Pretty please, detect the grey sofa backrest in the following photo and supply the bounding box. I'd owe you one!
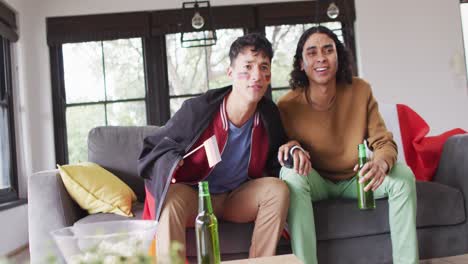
[88,126,159,201]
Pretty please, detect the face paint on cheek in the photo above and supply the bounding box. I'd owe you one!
[265,73,271,82]
[236,72,249,80]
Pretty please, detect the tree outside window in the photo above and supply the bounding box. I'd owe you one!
[266,22,344,102]
[166,28,244,115]
[62,38,146,164]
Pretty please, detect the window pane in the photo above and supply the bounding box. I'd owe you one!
[170,97,191,116]
[266,22,343,88]
[107,101,146,126]
[166,28,244,96]
[166,34,208,96]
[167,28,244,115]
[66,105,106,164]
[207,29,244,89]
[103,38,146,100]
[272,89,289,103]
[266,24,314,88]
[325,21,345,43]
[0,107,11,189]
[63,42,106,104]
[63,38,149,163]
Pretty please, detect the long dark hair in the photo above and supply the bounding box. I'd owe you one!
[289,26,353,91]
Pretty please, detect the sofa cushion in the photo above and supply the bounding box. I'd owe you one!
[88,126,159,202]
[75,181,465,256]
[76,202,287,256]
[314,181,465,241]
[58,162,137,217]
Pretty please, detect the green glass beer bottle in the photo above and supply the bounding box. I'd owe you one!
[357,144,376,210]
[195,181,221,264]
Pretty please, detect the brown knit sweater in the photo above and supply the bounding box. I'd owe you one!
[277,77,397,181]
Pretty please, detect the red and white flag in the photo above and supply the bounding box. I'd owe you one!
[183,135,221,168]
[204,135,222,168]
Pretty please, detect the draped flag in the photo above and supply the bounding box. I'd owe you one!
[380,104,466,181]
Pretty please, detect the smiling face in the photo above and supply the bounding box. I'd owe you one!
[228,46,271,104]
[301,33,338,87]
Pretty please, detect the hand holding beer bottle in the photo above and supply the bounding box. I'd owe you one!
[356,144,376,210]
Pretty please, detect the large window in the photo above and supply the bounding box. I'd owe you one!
[62,38,146,163]
[0,0,19,206]
[48,1,356,164]
[0,36,18,204]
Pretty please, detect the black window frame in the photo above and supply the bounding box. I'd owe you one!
[0,1,19,206]
[61,39,148,164]
[48,0,356,165]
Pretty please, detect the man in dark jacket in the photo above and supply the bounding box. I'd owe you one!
[138,33,310,259]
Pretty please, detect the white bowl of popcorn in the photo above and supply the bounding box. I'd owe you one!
[50,220,157,264]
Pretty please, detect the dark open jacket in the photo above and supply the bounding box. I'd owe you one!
[137,86,287,220]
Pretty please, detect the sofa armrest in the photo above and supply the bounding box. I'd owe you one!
[28,169,85,263]
[433,134,468,197]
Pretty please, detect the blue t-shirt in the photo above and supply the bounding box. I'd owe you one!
[205,117,253,193]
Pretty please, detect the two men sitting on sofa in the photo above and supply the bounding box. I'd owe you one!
[138,27,419,264]
[137,33,310,259]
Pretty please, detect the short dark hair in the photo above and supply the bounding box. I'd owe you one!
[290,26,353,90]
[229,33,274,65]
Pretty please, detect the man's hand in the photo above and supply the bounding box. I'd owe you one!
[353,158,389,191]
[278,140,312,176]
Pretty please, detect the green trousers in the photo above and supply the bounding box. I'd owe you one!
[280,163,419,264]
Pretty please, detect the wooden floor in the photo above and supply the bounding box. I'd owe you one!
[6,248,468,264]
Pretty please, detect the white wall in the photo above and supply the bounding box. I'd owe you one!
[0,204,28,255]
[1,0,467,255]
[355,0,468,135]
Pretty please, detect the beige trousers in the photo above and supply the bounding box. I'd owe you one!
[156,177,289,259]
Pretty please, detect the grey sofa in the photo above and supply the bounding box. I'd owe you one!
[29,126,468,263]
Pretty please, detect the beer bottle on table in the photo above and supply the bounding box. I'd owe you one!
[357,144,376,210]
[195,181,221,264]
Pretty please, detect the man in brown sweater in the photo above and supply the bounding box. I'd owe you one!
[277,26,418,264]
[279,77,397,181]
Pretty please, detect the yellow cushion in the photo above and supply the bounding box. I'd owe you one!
[57,162,137,217]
